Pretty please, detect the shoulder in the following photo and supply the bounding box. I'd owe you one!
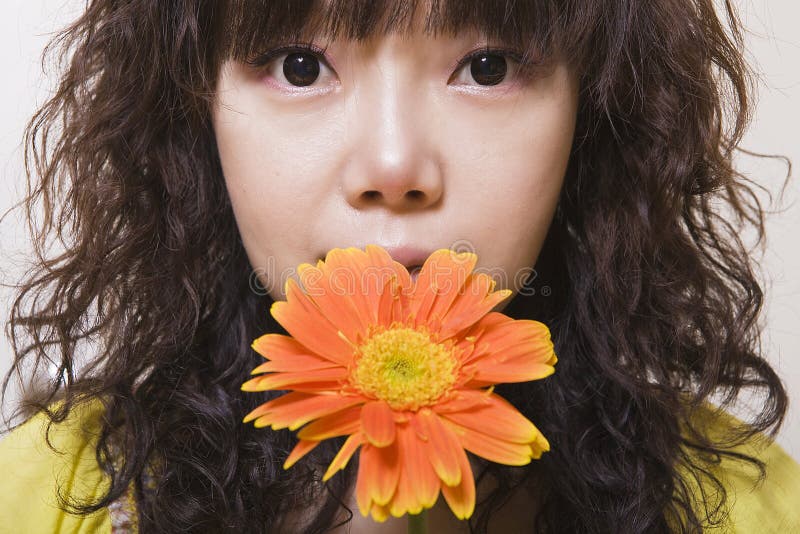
[682,403,800,533]
[0,399,112,534]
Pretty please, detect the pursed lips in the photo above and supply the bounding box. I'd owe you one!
[316,244,433,281]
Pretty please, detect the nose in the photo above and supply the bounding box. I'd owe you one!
[341,62,443,211]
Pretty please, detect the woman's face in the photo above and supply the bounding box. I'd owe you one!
[212,26,579,306]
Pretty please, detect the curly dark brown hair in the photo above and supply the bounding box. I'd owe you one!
[1,1,792,532]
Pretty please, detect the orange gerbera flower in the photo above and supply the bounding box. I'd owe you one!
[242,244,556,522]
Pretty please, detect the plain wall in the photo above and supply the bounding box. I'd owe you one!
[1,1,798,462]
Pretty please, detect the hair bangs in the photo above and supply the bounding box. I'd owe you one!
[216,0,592,70]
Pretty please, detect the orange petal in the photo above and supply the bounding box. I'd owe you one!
[355,448,372,516]
[323,432,364,481]
[437,392,543,443]
[438,274,513,339]
[376,274,404,326]
[532,432,551,459]
[433,388,494,413]
[445,419,535,466]
[461,311,509,338]
[402,419,441,510]
[244,392,364,430]
[410,284,439,329]
[440,440,476,520]
[312,246,404,337]
[270,279,354,365]
[389,423,440,517]
[283,439,321,469]
[249,334,341,373]
[298,253,371,343]
[462,315,554,366]
[249,358,339,375]
[358,440,401,507]
[459,314,557,384]
[250,334,340,371]
[364,244,413,317]
[369,502,391,523]
[251,333,304,359]
[309,245,413,334]
[466,360,555,385]
[361,401,396,447]
[417,409,461,487]
[365,245,412,283]
[241,367,348,392]
[410,249,477,326]
[297,405,362,441]
[388,457,415,517]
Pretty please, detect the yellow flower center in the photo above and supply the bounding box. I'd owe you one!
[351,325,457,411]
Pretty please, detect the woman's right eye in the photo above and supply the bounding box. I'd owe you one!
[276,51,334,87]
[251,47,337,90]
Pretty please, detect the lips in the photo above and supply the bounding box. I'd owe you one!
[383,246,432,276]
[316,245,434,279]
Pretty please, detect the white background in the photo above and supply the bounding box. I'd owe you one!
[1,1,798,461]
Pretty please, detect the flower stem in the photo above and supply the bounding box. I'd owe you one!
[407,510,428,534]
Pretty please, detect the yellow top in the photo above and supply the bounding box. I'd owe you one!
[0,401,112,533]
[0,400,798,532]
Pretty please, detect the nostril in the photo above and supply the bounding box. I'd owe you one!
[363,191,381,200]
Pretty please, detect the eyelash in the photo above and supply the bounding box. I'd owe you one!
[246,42,330,69]
[449,46,526,83]
[245,42,530,88]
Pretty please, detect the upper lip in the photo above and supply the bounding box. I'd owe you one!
[317,244,433,269]
[383,246,432,269]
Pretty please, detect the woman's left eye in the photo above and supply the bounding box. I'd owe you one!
[449,49,523,87]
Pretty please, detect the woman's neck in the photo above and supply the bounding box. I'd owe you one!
[322,458,539,533]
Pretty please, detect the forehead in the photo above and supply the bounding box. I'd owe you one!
[217,0,580,65]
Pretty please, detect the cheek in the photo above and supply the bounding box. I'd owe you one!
[211,111,297,294]
[212,96,336,248]
[212,82,346,300]
[445,87,575,288]
[213,68,344,203]
[450,104,573,225]
[214,113,309,212]
[445,69,576,206]
[214,122,289,249]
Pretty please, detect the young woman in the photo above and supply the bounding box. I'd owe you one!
[1,1,798,532]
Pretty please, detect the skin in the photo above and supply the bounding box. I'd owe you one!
[211,27,580,310]
[211,21,579,533]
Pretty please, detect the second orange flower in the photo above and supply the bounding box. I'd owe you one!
[242,244,556,522]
